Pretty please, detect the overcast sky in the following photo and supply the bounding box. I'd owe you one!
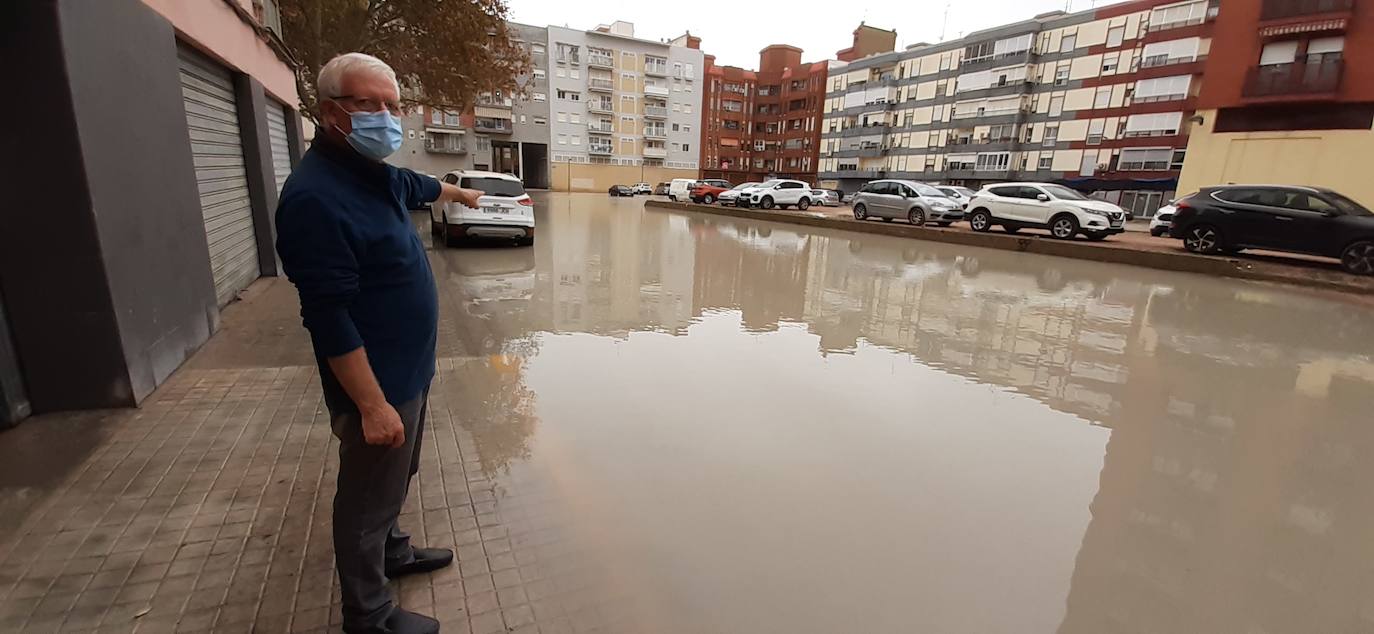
[507,0,1125,69]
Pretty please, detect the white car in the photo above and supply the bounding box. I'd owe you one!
[632,182,652,195]
[668,178,697,202]
[430,170,535,247]
[966,182,1126,240]
[1149,203,1177,237]
[717,182,760,206]
[935,185,978,209]
[736,179,819,210]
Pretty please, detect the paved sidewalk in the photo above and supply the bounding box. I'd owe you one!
[0,275,622,633]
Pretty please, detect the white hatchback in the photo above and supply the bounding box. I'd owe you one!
[430,171,535,247]
[966,182,1126,241]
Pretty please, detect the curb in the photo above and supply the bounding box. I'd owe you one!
[644,200,1374,296]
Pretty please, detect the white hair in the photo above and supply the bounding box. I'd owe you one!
[317,52,399,99]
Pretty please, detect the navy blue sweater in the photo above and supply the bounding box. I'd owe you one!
[275,137,442,406]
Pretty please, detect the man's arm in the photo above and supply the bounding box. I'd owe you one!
[398,169,483,209]
[327,349,404,447]
[439,181,484,208]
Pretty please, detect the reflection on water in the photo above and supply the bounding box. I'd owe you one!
[426,194,1374,633]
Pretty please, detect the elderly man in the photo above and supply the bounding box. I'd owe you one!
[275,53,480,634]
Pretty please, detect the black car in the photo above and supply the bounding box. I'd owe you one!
[1170,185,1374,275]
[608,185,634,197]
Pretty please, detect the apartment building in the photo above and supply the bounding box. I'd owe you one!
[1178,0,1373,205]
[699,45,829,185]
[545,22,704,191]
[819,0,1217,217]
[390,22,552,188]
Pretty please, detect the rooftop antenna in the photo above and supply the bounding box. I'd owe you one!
[939,2,951,41]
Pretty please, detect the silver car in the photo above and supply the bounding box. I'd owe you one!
[810,189,841,207]
[852,180,965,226]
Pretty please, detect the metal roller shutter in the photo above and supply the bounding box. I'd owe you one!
[178,47,260,307]
[267,101,292,194]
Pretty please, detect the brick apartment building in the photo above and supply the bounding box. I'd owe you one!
[1178,0,1374,206]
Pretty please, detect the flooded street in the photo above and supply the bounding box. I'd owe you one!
[426,193,1374,633]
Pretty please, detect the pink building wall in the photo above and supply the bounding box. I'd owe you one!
[140,0,299,107]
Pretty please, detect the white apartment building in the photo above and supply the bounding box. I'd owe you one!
[546,21,704,191]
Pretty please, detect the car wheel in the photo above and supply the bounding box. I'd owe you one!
[1150,227,1166,237]
[760,196,775,210]
[1050,214,1079,240]
[1341,240,1374,275]
[442,214,461,248]
[969,210,992,232]
[704,194,715,204]
[1002,226,1020,234]
[1182,224,1223,255]
[797,198,810,211]
[853,204,868,221]
[908,207,926,227]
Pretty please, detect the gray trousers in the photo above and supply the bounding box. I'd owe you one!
[325,384,429,631]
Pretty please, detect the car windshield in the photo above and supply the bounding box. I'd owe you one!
[1041,184,1089,201]
[937,187,962,197]
[953,187,976,197]
[915,185,947,198]
[1324,191,1372,216]
[733,182,760,190]
[462,177,525,197]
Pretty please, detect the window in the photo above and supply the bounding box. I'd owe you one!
[1043,123,1059,146]
[1134,75,1191,102]
[975,152,1010,171]
[1038,155,1053,170]
[571,135,581,146]
[682,143,690,152]
[445,112,460,126]
[1087,119,1105,145]
[570,113,581,124]
[1141,37,1201,68]
[1171,149,1186,169]
[1115,147,1170,169]
[684,104,693,114]
[1124,112,1183,136]
[430,109,442,125]
[533,116,547,125]
[1259,41,1298,66]
[1060,33,1077,53]
[671,123,679,131]
[1049,95,1064,116]
[683,124,691,133]
[1308,36,1344,64]
[557,134,568,145]
[556,112,567,123]
[1054,64,1070,86]
[1102,53,1120,74]
[1094,86,1112,109]
[532,44,545,56]
[533,69,547,80]
[533,92,547,102]
[556,90,580,101]
[988,185,1021,197]
[556,67,567,78]
[1149,0,1207,30]
[1043,184,1088,200]
[1107,26,1125,48]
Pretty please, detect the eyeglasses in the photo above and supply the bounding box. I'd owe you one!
[329,95,404,115]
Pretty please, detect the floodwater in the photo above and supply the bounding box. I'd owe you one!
[427,193,1374,634]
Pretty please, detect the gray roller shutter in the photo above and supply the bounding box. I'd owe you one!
[178,47,259,306]
[267,101,292,194]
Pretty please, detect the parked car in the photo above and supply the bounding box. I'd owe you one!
[431,170,534,247]
[1169,185,1374,274]
[967,182,1127,240]
[810,189,842,207]
[668,178,698,202]
[736,179,819,210]
[852,180,965,226]
[632,182,652,195]
[717,182,760,206]
[1149,202,1177,237]
[935,186,978,209]
[653,182,670,196]
[690,180,734,204]
[608,184,634,196]
[841,191,858,205]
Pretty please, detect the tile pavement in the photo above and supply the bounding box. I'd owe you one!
[0,278,637,633]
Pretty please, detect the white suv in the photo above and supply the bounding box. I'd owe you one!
[431,170,535,247]
[737,179,818,210]
[967,182,1126,240]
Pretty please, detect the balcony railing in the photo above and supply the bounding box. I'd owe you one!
[1261,0,1354,20]
[1243,60,1343,97]
[587,121,614,134]
[587,101,614,114]
[643,128,667,139]
[424,135,467,154]
[643,146,668,158]
[644,84,670,97]
[476,95,513,108]
[588,78,615,92]
[474,119,512,134]
[1138,53,1205,70]
[644,106,668,119]
[644,63,669,76]
[587,53,614,68]
[588,144,613,155]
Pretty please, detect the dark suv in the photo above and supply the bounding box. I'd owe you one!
[1170,185,1374,275]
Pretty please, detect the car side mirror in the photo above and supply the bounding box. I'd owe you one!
[1037,193,1050,202]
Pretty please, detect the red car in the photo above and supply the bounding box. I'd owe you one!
[689,179,732,204]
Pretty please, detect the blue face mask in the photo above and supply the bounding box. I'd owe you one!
[340,109,403,161]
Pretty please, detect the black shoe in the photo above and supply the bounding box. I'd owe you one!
[344,607,440,634]
[385,547,454,579]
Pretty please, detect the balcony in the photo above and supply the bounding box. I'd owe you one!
[424,134,466,154]
[1139,53,1206,70]
[643,146,668,158]
[587,121,614,134]
[474,118,512,134]
[644,84,670,97]
[588,144,613,156]
[587,101,614,114]
[1261,0,1354,20]
[644,106,668,119]
[644,62,669,77]
[643,128,667,140]
[587,53,614,69]
[1243,60,1342,98]
[557,52,580,65]
[588,78,615,92]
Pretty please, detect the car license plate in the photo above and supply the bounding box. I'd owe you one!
[482,206,503,214]
[1111,218,1123,227]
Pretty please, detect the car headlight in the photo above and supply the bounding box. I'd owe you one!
[1080,207,1109,217]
